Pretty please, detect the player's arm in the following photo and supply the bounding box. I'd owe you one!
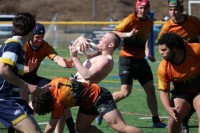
[145,39,155,62]
[70,44,109,80]
[113,27,139,38]
[159,90,178,121]
[0,62,37,93]
[44,100,65,133]
[159,90,170,112]
[53,55,74,68]
[157,62,178,121]
[44,118,59,133]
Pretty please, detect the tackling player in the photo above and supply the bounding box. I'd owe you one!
[32,77,143,133]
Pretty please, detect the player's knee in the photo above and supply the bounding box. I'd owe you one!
[110,124,124,132]
[120,87,132,97]
[168,115,181,124]
[146,85,156,95]
[121,90,131,98]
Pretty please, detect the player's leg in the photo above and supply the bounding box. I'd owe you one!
[112,56,133,103]
[0,100,41,133]
[181,108,195,133]
[168,97,190,133]
[138,59,166,128]
[142,80,166,127]
[103,108,143,133]
[55,113,66,133]
[96,87,142,133]
[13,115,42,133]
[55,109,75,133]
[76,111,102,133]
[193,94,200,133]
[112,84,133,103]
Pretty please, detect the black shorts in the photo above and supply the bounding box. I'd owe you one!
[119,56,153,85]
[79,87,117,116]
[171,90,200,108]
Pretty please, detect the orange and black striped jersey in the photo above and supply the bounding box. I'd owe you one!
[23,40,58,66]
[49,77,101,119]
[114,13,153,59]
[158,15,200,43]
[158,43,200,91]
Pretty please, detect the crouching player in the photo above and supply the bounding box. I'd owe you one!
[32,77,143,133]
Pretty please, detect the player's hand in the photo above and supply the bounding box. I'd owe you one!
[28,57,38,72]
[28,84,40,93]
[21,83,39,94]
[147,55,156,62]
[125,27,139,37]
[167,106,179,122]
[73,36,90,51]
[69,45,78,58]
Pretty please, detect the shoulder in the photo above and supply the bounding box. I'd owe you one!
[122,13,136,22]
[41,40,53,48]
[162,19,173,28]
[99,54,113,61]
[4,38,23,51]
[188,15,199,20]
[158,60,168,73]
[187,43,200,53]
[91,54,113,65]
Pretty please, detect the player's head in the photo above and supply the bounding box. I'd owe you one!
[158,33,185,50]
[12,12,36,36]
[136,0,150,9]
[109,32,121,51]
[32,88,53,115]
[31,23,45,49]
[97,32,121,52]
[135,0,150,19]
[33,23,45,35]
[158,33,185,61]
[168,0,184,13]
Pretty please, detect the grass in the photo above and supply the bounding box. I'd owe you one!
[0,47,198,133]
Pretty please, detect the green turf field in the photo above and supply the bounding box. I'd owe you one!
[0,47,198,133]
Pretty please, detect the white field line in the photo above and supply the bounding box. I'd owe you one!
[139,116,168,120]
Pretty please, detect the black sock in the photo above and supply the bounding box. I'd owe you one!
[152,116,160,123]
[8,127,15,133]
[66,117,75,133]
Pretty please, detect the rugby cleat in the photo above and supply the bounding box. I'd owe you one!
[96,115,103,125]
[153,122,167,128]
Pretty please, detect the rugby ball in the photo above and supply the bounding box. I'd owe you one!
[75,42,98,56]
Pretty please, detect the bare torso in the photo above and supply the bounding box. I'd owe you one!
[75,54,114,84]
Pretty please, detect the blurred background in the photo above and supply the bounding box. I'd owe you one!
[0,0,199,48]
